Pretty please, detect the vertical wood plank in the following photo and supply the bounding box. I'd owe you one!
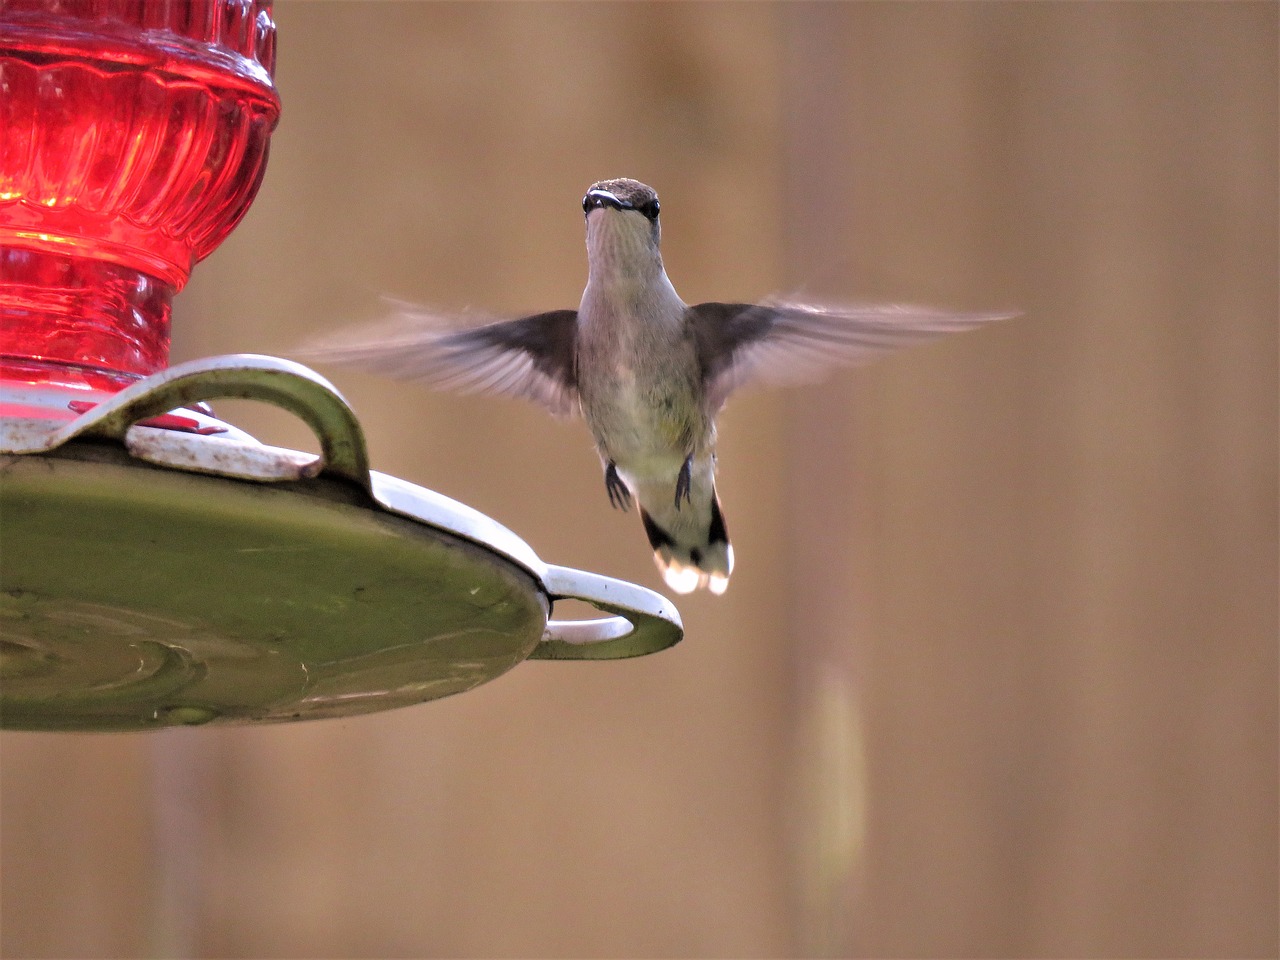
[781,4,1277,956]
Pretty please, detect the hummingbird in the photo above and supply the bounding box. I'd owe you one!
[303,178,1011,595]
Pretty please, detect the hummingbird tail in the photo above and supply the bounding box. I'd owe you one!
[639,491,733,595]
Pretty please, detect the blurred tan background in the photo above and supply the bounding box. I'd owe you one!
[2,3,1276,957]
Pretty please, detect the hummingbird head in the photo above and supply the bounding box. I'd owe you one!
[582,178,664,280]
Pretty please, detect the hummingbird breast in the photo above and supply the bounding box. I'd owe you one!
[576,288,707,476]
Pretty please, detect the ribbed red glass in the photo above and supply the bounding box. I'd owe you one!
[0,0,280,391]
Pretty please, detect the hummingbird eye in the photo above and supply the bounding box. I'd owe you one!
[582,195,593,215]
[637,199,660,221]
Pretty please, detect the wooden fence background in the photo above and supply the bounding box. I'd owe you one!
[3,4,1275,957]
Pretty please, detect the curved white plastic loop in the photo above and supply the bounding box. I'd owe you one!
[43,355,372,488]
[534,566,683,660]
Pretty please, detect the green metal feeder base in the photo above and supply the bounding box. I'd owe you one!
[0,356,682,731]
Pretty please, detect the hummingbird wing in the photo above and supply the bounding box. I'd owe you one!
[300,304,581,417]
[688,300,1015,410]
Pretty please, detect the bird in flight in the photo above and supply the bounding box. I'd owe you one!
[303,178,1012,595]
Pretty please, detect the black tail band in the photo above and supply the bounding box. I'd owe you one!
[640,508,677,551]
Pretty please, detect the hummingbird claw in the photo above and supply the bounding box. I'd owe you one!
[605,461,632,511]
[674,455,693,510]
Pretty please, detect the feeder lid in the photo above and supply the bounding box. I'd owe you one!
[0,356,682,731]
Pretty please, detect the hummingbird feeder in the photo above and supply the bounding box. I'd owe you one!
[0,0,682,732]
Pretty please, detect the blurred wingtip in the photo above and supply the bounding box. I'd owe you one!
[290,301,464,367]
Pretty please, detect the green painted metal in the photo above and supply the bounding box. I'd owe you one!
[0,355,683,731]
[2,358,691,727]
[1,446,546,730]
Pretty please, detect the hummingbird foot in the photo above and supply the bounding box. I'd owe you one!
[605,461,632,511]
[674,455,693,510]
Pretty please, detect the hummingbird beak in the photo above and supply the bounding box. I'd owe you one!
[583,189,632,215]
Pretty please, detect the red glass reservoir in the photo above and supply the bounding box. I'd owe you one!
[0,0,280,393]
